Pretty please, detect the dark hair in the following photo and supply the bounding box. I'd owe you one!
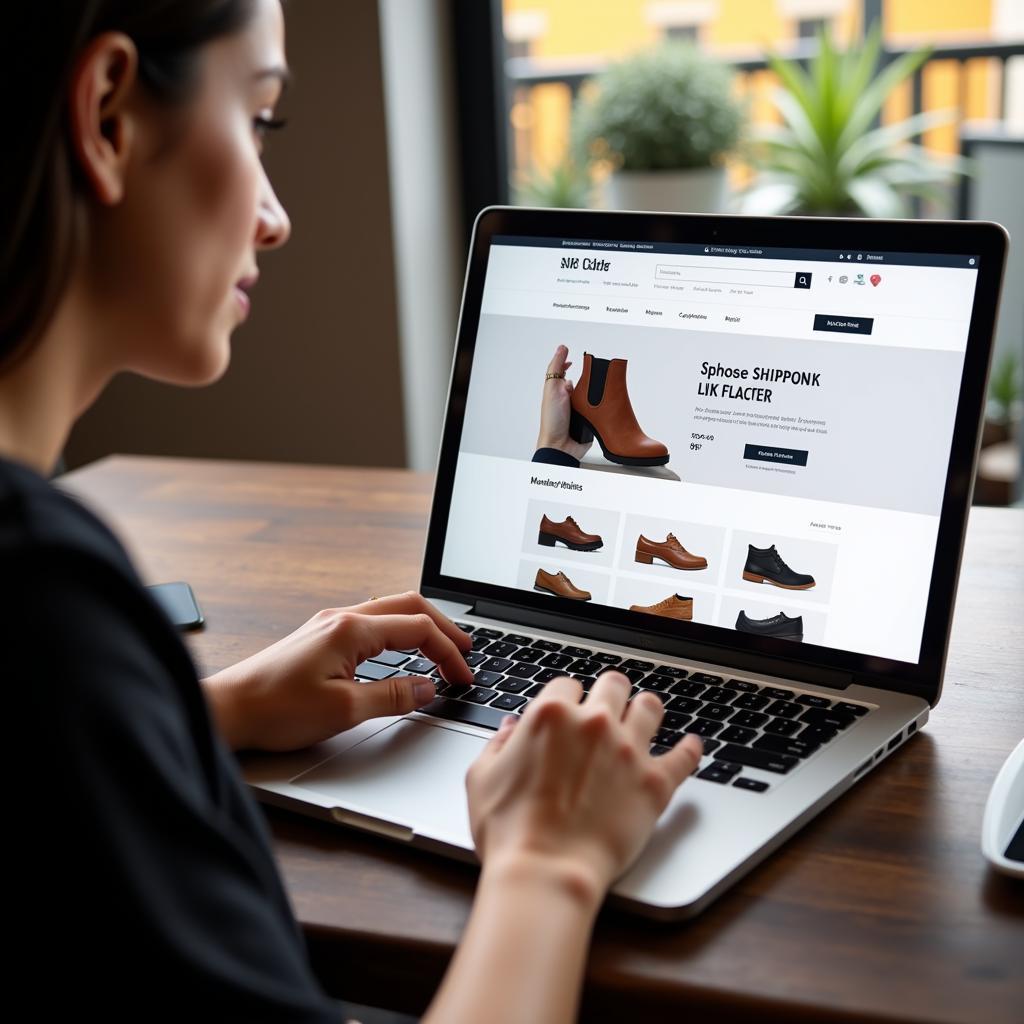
[0,1,256,369]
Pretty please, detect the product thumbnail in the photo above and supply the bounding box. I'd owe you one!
[742,543,816,590]
[534,568,592,600]
[629,594,693,621]
[538,514,604,551]
[735,610,804,641]
[635,533,708,570]
[569,352,670,467]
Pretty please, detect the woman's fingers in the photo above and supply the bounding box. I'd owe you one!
[523,674,582,715]
[349,612,473,684]
[544,344,569,376]
[348,592,471,652]
[660,733,704,787]
[585,670,632,718]
[624,689,665,745]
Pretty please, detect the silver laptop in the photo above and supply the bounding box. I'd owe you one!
[242,208,1007,918]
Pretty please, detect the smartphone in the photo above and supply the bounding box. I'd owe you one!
[147,581,205,631]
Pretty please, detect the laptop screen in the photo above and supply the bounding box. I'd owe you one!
[438,231,982,667]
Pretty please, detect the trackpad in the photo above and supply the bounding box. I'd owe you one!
[289,719,485,845]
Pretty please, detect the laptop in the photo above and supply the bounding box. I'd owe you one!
[242,208,1007,918]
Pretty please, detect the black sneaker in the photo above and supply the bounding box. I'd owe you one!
[742,544,815,590]
[735,610,803,641]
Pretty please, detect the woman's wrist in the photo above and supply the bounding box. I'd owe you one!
[478,848,608,918]
[200,668,251,751]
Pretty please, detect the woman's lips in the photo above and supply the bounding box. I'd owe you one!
[233,286,251,319]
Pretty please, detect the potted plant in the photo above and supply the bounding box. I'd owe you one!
[572,43,744,213]
[514,157,594,208]
[742,25,967,216]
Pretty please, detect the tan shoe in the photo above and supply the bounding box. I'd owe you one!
[629,594,693,620]
[635,533,707,570]
[534,568,592,600]
[538,514,603,551]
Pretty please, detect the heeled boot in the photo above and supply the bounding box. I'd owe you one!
[569,353,669,466]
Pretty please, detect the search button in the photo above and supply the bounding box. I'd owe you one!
[794,272,813,289]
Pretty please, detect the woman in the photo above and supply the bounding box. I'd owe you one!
[2,2,703,1020]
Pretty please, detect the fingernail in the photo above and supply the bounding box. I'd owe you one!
[413,680,435,705]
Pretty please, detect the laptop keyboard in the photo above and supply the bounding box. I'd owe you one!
[354,623,874,794]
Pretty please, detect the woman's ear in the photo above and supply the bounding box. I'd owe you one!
[67,32,140,206]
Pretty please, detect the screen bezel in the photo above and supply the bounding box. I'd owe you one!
[420,207,1007,706]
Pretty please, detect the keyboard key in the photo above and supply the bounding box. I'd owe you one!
[701,686,735,705]
[754,735,819,758]
[695,702,733,722]
[650,744,672,757]
[723,679,759,692]
[510,647,544,664]
[483,641,518,658]
[540,653,574,670]
[800,707,857,730]
[635,689,672,705]
[654,728,683,747]
[798,724,838,745]
[689,672,723,685]
[716,744,798,774]
[355,661,398,680]
[420,696,511,730]
[733,777,769,792]
[459,686,498,705]
[796,693,832,708]
[471,635,492,651]
[720,725,757,745]
[662,711,691,731]
[762,687,795,700]
[534,669,561,683]
[473,670,504,688]
[621,658,654,672]
[834,701,870,717]
[670,680,706,698]
[561,646,593,658]
[712,759,742,777]
[685,718,723,738]
[765,699,802,719]
[455,622,474,633]
[591,652,622,665]
[638,673,674,692]
[601,666,645,683]
[492,693,527,711]
[732,692,770,711]
[530,639,562,652]
[503,634,532,647]
[368,650,411,667]
[464,651,489,668]
[575,675,598,690]
[432,681,450,696]
[507,662,542,680]
[480,657,514,674]
[730,710,769,729]
[764,717,802,737]
[697,766,736,784]
[496,676,533,694]
[568,658,602,675]
[667,695,701,714]
[657,666,688,679]
[403,658,436,675]
[700,738,722,755]
[526,683,548,697]
[473,628,503,639]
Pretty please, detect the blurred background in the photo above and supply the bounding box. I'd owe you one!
[65,0,1023,505]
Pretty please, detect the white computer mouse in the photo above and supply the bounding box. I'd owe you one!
[982,737,1024,878]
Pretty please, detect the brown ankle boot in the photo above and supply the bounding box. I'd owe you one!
[569,353,669,466]
[629,594,693,620]
[534,568,592,600]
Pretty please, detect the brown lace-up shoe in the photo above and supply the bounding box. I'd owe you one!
[534,568,592,600]
[538,514,603,551]
[635,533,707,570]
[629,594,693,620]
[569,352,669,467]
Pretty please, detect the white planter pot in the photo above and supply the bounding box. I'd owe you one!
[604,166,727,214]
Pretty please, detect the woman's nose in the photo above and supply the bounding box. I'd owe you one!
[255,177,291,251]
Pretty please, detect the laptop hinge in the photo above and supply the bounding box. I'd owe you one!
[470,599,855,691]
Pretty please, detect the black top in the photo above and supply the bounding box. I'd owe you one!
[3,457,343,1020]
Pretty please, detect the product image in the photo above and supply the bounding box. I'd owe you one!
[538,514,604,551]
[534,568,592,600]
[635,532,707,570]
[742,543,816,590]
[735,610,804,641]
[629,594,693,621]
[569,352,670,467]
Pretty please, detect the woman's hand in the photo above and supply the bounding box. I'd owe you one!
[201,592,473,752]
[535,344,592,461]
[466,672,703,902]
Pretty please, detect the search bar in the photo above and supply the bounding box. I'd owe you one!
[655,264,812,289]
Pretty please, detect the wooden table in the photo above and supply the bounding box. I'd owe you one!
[62,455,1024,1023]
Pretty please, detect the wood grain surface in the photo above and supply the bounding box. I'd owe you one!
[61,455,1024,1023]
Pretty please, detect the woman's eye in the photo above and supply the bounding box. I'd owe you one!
[253,114,287,139]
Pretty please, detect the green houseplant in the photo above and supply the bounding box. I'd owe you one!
[514,157,594,208]
[742,24,966,216]
[573,43,744,212]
